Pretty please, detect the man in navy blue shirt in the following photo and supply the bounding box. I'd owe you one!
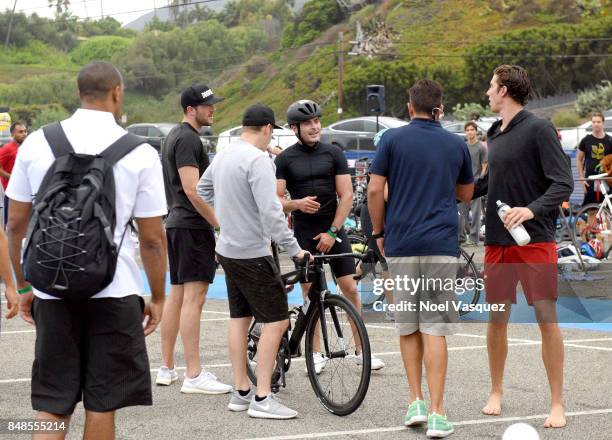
[368,79,474,437]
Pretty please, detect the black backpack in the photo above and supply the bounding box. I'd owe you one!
[23,122,144,300]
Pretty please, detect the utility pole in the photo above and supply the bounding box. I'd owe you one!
[337,31,344,119]
[4,0,19,50]
[100,0,103,18]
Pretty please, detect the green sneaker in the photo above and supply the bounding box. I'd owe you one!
[427,412,454,438]
[404,398,428,426]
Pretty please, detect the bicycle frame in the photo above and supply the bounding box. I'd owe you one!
[285,263,348,360]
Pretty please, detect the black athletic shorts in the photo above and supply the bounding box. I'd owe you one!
[167,227,216,284]
[293,217,355,279]
[31,295,152,415]
[217,254,289,323]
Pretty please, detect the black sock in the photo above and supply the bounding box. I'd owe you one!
[238,388,250,397]
[255,394,268,402]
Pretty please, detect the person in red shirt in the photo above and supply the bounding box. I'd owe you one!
[0,121,27,226]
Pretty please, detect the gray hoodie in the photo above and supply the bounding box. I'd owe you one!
[197,138,301,259]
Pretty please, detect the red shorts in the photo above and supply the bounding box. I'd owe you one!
[484,242,558,305]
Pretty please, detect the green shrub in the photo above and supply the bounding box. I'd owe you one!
[70,36,132,64]
[575,81,612,117]
[552,109,582,128]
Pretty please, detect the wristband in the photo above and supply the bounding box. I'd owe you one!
[326,229,342,243]
[17,285,33,295]
[372,230,384,239]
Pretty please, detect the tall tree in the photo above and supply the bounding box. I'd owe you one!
[48,0,70,15]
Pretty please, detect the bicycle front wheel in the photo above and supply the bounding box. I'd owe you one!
[572,203,612,240]
[304,294,371,416]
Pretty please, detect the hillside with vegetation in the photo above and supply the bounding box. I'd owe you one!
[0,0,610,131]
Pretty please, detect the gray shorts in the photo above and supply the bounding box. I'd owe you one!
[387,256,461,337]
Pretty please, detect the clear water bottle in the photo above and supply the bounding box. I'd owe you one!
[496,200,531,246]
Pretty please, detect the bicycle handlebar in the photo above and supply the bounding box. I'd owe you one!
[580,173,610,181]
[281,252,375,285]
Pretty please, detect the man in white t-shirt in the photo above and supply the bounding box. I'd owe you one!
[6,61,168,439]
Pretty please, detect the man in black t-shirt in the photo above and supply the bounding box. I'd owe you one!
[275,100,385,373]
[158,84,232,394]
[577,112,612,211]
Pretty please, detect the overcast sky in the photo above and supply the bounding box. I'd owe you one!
[0,0,223,25]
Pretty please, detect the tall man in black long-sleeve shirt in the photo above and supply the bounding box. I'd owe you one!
[480,65,573,429]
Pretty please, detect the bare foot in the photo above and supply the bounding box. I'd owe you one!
[481,392,502,416]
[544,404,566,428]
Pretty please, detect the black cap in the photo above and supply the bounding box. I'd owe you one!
[181,84,224,110]
[242,103,282,129]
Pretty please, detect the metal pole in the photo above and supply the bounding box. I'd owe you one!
[4,0,19,50]
[337,32,344,120]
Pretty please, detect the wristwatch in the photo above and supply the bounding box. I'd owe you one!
[329,226,339,235]
[372,230,384,239]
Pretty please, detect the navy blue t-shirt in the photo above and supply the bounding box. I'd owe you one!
[369,119,473,257]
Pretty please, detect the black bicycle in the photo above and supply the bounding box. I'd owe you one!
[245,252,372,416]
[348,234,483,316]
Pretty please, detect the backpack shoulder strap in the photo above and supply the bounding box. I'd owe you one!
[42,122,75,158]
[100,133,145,166]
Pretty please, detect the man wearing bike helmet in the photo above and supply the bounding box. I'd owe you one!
[275,100,385,373]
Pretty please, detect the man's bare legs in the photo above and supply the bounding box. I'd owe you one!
[228,317,252,392]
[32,412,70,440]
[400,332,424,402]
[534,300,566,428]
[422,334,449,415]
[255,320,289,397]
[160,284,184,370]
[482,301,512,416]
[83,411,115,440]
[181,281,209,378]
[400,332,450,414]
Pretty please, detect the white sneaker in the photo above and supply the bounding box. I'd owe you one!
[304,352,328,375]
[180,371,233,394]
[354,353,386,370]
[155,366,179,386]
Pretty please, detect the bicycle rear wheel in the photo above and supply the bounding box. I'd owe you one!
[455,248,483,316]
[304,294,371,416]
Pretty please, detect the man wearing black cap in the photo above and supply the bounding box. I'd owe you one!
[158,84,233,394]
[198,103,309,419]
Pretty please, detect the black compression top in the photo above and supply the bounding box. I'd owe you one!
[275,141,350,221]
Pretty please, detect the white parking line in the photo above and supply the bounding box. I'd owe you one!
[241,408,612,440]
[455,333,535,343]
[564,343,612,351]
[0,343,542,385]
[0,318,230,335]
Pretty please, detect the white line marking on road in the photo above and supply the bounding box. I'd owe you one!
[241,408,612,440]
[564,343,612,351]
[455,333,535,343]
[0,319,230,335]
[563,338,612,343]
[0,330,35,334]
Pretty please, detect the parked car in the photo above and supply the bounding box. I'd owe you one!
[559,116,612,150]
[215,125,298,153]
[127,122,214,153]
[320,116,409,151]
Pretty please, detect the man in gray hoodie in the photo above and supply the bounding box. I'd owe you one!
[198,103,309,420]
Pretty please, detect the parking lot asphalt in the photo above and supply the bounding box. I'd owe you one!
[1,244,611,440]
